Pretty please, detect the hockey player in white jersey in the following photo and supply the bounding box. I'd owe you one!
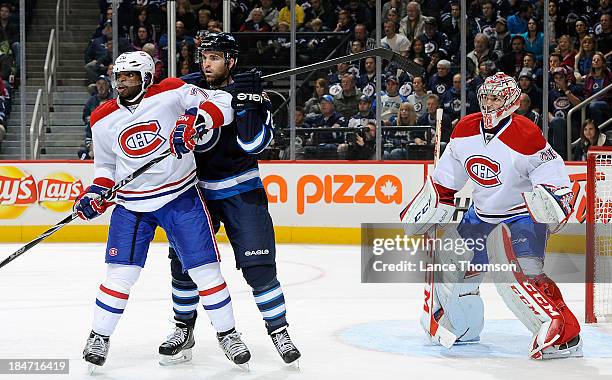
[74,51,250,371]
[400,72,582,360]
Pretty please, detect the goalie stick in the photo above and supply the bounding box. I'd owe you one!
[421,109,458,348]
[0,149,173,269]
[260,47,425,82]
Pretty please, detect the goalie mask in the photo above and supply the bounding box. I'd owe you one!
[477,73,521,129]
[112,51,155,102]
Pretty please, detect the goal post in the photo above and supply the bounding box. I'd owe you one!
[586,146,612,323]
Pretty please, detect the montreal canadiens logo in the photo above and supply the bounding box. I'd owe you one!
[108,247,118,256]
[465,155,502,187]
[118,120,166,158]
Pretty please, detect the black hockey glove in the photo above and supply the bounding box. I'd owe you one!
[232,69,264,112]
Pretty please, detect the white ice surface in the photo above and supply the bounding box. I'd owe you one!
[1,243,612,380]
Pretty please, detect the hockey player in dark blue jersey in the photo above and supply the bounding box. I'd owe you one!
[159,31,301,366]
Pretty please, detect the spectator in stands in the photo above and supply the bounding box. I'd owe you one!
[348,94,376,129]
[177,0,196,35]
[440,2,461,60]
[583,52,612,126]
[303,94,347,159]
[345,121,376,160]
[556,35,578,71]
[548,0,568,43]
[493,17,512,57]
[207,20,223,33]
[441,73,478,126]
[507,1,532,35]
[574,19,590,48]
[290,106,307,160]
[467,33,497,78]
[303,0,335,30]
[196,8,211,31]
[85,23,124,84]
[574,36,598,82]
[383,0,408,21]
[334,74,362,119]
[407,75,429,119]
[133,7,154,40]
[429,59,453,97]
[408,38,429,68]
[305,78,328,117]
[258,0,279,30]
[79,75,111,160]
[384,102,417,159]
[516,93,541,128]
[0,3,18,73]
[595,0,612,22]
[93,6,113,38]
[415,94,452,144]
[471,0,497,37]
[355,56,376,95]
[499,34,527,76]
[131,26,155,52]
[418,17,452,60]
[378,75,407,125]
[346,0,373,30]
[159,21,195,65]
[347,23,376,54]
[200,0,222,22]
[240,7,272,32]
[142,43,164,83]
[521,18,544,63]
[333,9,354,33]
[178,41,198,75]
[548,67,583,158]
[595,13,612,57]
[386,7,401,26]
[518,68,542,113]
[0,29,13,85]
[549,52,576,88]
[279,0,305,29]
[572,119,611,160]
[399,1,425,41]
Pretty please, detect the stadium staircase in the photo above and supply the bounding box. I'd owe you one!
[0,0,98,160]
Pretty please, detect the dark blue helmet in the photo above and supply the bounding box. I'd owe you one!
[196,31,239,68]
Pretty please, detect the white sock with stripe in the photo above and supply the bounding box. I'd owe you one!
[187,262,235,333]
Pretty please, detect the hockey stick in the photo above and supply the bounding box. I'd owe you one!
[421,109,458,348]
[260,47,425,82]
[0,149,173,269]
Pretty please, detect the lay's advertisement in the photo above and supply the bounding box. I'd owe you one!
[0,161,588,247]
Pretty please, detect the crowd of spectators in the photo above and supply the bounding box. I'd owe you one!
[0,1,23,148]
[79,0,612,161]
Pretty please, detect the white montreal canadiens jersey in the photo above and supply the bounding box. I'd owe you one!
[90,77,233,212]
[433,113,570,223]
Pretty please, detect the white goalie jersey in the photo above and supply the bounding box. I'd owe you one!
[432,112,570,224]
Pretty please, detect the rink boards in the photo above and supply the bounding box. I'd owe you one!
[0,160,589,251]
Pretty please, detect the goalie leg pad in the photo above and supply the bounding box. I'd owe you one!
[486,224,581,359]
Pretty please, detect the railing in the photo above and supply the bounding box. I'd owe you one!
[566,83,612,159]
[43,28,56,130]
[29,90,45,158]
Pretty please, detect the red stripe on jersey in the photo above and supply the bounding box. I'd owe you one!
[144,77,185,98]
[100,284,129,299]
[199,101,225,128]
[90,99,120,128]
[199,282,227,296]
[93,177,115,189]
[498,114,546,155]
[450,113,481,139]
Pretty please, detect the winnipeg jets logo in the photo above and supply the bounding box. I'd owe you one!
[193,126,221,153]
[118,120,166,158]
[465,155,502,187]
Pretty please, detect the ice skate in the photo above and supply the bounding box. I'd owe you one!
[532,335,583,360]
[159,321,195,366]
[270,327,301,366]
[218,330,251,370]
[83,330,109,375]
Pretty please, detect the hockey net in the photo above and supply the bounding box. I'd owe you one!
[586,147,612,323]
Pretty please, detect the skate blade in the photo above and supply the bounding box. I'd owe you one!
[286,359,301,371]
[87,363,100,375]
[159,348,193,366]
[234,362,250,372]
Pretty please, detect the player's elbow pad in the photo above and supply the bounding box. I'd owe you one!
[400,176,456,236]
[236,109,273,154]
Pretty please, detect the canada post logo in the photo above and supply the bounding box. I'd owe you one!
[465,155,501,187]
[118,120,166,158]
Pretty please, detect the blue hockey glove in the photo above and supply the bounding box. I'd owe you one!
[73,178,115,220]
[232,69,264,112]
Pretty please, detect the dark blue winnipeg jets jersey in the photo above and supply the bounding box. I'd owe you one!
[181,72,274,200]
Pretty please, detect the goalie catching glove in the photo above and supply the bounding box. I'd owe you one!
[170,107,208,159]
[73,178,115,220]
[523,184,573,233]
[399,176,456,235]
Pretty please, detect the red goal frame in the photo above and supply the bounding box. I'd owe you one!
[585,146,612,323]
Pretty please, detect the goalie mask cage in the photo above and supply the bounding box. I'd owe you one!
[586,146,612,323]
